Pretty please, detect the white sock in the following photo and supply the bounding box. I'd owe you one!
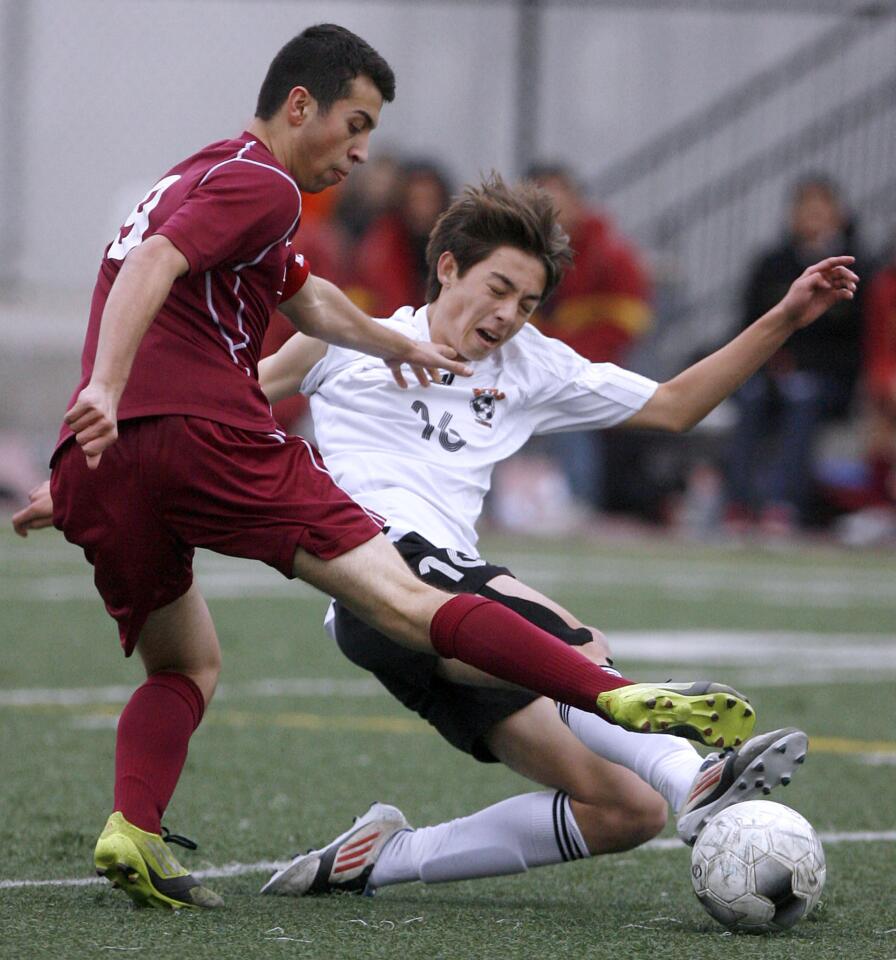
[369,791,587,889]
[557,703,704,812]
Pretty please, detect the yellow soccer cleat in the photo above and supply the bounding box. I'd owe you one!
[94,812,223,909]
[596,681,756,749]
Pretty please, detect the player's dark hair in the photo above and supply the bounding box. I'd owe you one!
[255,24,395,119]
[425,173,573,303]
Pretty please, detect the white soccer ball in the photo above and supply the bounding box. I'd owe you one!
[690,800,826,933]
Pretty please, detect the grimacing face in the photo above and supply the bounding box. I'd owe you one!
[428,246,547,361]
[288,75,383,193]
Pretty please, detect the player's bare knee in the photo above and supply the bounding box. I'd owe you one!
[605,790,668,851]
[569,780,666,854]
[583,628,611,663]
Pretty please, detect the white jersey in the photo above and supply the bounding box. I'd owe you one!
[302,304,658,557]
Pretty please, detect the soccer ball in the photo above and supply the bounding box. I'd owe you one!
[690,800,825,933]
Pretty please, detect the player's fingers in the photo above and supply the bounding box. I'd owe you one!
[64,407,99,432]
[804,255,855,277]
[438,356,472,377]
[389,364,409,390]
[63,399,100,427]
[85,450,103,470]
[426,344,473,377]
[28,481,51,500]
[411,365,432,388]
[75,421,116,448]
[12,506,35,537]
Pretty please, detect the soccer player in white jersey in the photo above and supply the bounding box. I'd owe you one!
[253,175,856,897]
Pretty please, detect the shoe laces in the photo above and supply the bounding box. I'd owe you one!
[161,826,198,851]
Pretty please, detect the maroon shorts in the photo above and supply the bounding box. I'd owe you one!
[51,416,382,655]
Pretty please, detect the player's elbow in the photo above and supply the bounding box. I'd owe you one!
[648,384,698,433]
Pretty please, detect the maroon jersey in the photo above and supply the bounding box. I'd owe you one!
[57,133,302,450]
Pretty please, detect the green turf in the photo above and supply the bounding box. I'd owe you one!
[1,526,895,959]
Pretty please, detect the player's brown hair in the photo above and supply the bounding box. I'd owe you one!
[425,173,573,304]
[255,24,395,119]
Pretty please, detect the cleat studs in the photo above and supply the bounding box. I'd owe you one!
[703,727,713,736]
[659,721,670,730]
[762,786,772,795]
[775,744,787,753]
[706,696,717,707]
[663,699,674,709]
[781,776,791,785]
[714,737,725,748]
[737,782,748,790]
[754,778,765,788]
[743,708,754,718]
[726,697,737,709]
[645,697,657,709]
[710,712,720,722]
[753,761,765,772]
[640,721,651,732]
[796,754,806,764]
[734,738,742,747]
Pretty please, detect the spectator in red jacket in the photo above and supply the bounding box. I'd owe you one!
[863,243,896,506]
[347,160,452,317]
[525,163,653,510]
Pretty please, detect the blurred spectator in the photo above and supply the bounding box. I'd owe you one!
[862,239,896,506]
[346,159,452,317]
[333,152,402,242]
[526,162,654,511]
[724,175,866,535]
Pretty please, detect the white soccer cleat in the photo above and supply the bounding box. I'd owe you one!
[260,802,410,896]
[676,727,808,846]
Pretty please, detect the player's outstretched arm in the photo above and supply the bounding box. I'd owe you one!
[258,331,328,403]
[12,480,54,537]
[280,274,471,388]
[626,256,858,433]
[65,236,189,469]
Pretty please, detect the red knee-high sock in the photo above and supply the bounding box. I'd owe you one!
[430,594,632,713]
[114,671,205,834]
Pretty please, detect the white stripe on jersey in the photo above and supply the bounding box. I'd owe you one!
[205,271,250,374]
[199,142,301,370]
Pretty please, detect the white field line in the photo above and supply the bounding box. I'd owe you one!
[3,548,895,609]
[3,830,896,890]
[0,677,384,707]
[2,629,895,709]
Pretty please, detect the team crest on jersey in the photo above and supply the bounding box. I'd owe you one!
[470,387,506,428]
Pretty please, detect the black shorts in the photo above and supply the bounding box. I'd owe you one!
[334,531,593,762]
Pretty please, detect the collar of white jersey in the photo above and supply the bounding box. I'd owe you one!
[411,303,432,341]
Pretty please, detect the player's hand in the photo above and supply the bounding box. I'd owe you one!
[12,480,54,537]
[779,256,859,331]
[64,382,119,469]
[385,342,473,389]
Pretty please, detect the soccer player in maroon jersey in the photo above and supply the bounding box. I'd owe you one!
[16,26,756,910]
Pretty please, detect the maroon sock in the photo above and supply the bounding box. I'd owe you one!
[430,594,632,713]
[114,671,205,834]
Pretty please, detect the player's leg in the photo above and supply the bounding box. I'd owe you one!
[262,698,668,896]
[481,575,809,844]
[51,426,223,908]
[94,584,224,909]
[292,537,755,746]
[365,697,669,891]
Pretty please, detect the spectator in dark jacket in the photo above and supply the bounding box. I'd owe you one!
[725,175,865,534]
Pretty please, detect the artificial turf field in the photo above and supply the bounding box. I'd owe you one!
[1,524,895,960]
